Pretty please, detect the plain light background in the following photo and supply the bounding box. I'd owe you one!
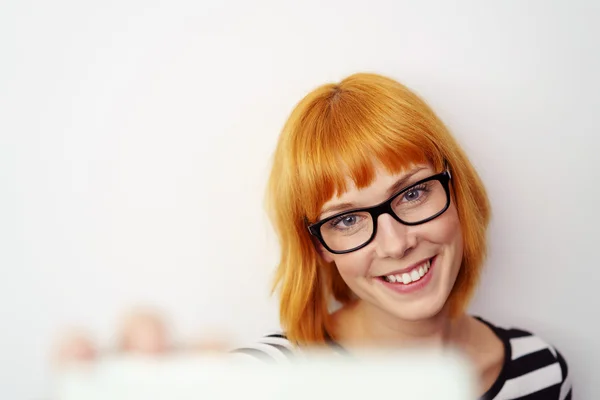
[1,0,598,398]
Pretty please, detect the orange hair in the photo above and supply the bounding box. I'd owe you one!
[266,72,490,345]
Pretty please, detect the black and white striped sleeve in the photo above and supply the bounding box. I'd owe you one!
[229,333,297,364]
[556,349,572,400]
[493,327,573,400]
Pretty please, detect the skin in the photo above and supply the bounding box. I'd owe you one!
[119,310,169,354]
[51,329,97,368]
[317,163,504,396]
[52,308,230,369]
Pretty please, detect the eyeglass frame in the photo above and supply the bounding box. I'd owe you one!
[306,170,452,255]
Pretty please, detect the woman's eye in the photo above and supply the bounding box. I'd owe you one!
[338,215,357,227]
[403,189,422,201]
[331,214,360,229]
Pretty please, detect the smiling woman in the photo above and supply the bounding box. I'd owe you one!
[231,73,572,400]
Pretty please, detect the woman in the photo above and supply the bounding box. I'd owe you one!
[232,73,572,399]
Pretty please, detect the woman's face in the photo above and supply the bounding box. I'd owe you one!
[317,163,463,321]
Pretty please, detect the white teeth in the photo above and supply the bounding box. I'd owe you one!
[383,259,433,285]
[402,273,411,284]
[411,270,420,281]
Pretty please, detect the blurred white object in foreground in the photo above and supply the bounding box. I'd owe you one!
[54,348,476,400]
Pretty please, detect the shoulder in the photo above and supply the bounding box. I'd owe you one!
[477,317,572,400]
[229,332,299,363]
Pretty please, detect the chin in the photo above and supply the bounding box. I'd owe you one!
[386,295,448,321]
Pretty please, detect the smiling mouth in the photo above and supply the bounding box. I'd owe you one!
[378,258,433,285]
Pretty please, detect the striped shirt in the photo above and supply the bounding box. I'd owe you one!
[232,317,572,400]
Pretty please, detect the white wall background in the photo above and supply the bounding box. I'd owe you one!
[1,0,598,398]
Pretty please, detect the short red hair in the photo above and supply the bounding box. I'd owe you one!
[266,73,490,345]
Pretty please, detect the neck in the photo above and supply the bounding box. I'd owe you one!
[333,300,469,350]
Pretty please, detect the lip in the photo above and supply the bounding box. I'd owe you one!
[376,255,437,294]
[376,256,434,277]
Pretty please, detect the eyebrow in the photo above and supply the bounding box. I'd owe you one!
[318,167,427,219]
[385,166,426,197]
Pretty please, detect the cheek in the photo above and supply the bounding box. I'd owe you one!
[429,204,463,258]
[329,251,372,279]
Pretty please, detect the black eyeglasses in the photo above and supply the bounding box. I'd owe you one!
[307,171,452,254]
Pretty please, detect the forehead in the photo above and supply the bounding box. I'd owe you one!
[319,163,434,213]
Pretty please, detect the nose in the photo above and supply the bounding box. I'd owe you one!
[373,213,416,259]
